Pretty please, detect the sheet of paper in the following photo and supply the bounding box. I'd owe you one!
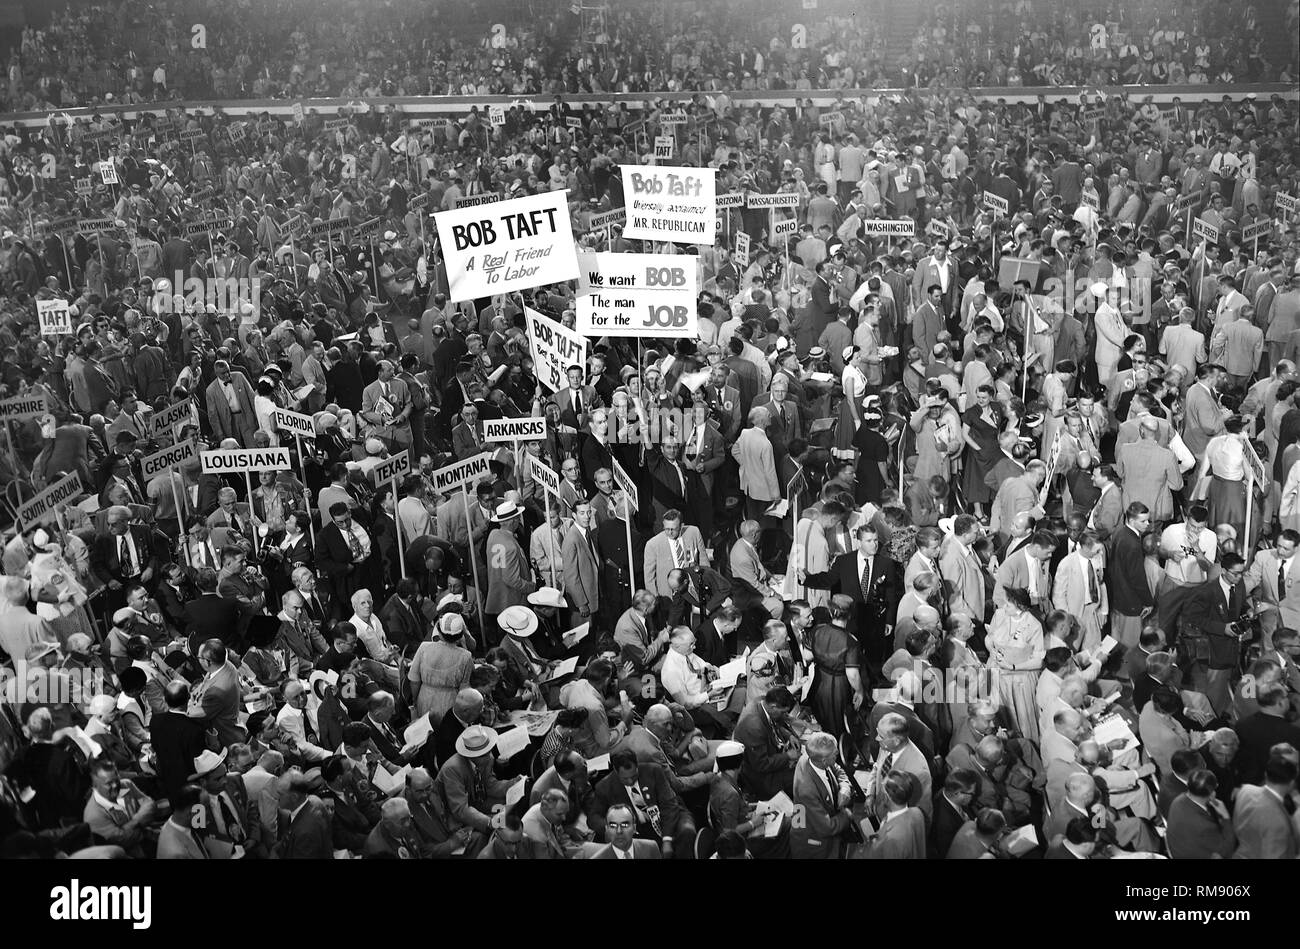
[401,715,433,755]
[292,384,315,402]
[764,498,789,518]
[1092,713,1140,755]
[714,654,749,689]
[542,655,579,682]
[504,776,526,809]
[370,764,411,796]
[494,724,532,762]
[585,753,611,773]
[1004,823,1038,855]
[808,372,835,385]
[801,668,815,702]
[68,727,101,759]
[1096,635,1118,655]
[562,622,590,648]
[808,416,836,433]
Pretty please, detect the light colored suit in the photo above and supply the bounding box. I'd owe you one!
[562,524,600,615]
[731,427,780,503]
[939,539,985,622]
[990,475,1038,536]
[1052,551,1108,652]
[204,371,258,446]
[1115,439,1183,523]
[1160,323,1206,380]
[1181,381,1225,457]
[1244,548,1300,637]
[1218,318,1263,380]
[789,755,854,860]
[1087,483,1124,537]
[643,526,707,597]
[484,526,535,614]
[681,418,727,494]
[1231,784,1299,859]
[993,548,1051,609]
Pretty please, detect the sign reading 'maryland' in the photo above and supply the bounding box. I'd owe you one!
[433,189,579,302]
[574,252,699,338]
[618,165,716,243]
[17,472,84,527]
[200,447,292,474]
[483,417,548,442]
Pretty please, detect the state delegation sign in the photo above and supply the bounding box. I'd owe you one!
[574,251,699,337]
[270,407,316,440]
[430,452,493,494]
[433,189,578,302]
[200,447,292,474]
[526,307,587,392]
[619,165,716,243]
[483,417,548,442]
[17,471,84,528]
[140,439,197,480]
[370,451,412,486]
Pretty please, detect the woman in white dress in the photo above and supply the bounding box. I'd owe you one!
[836,347,867,461]
[986,586,1046,743]
[785,507,834,610]
[26,527,95,642]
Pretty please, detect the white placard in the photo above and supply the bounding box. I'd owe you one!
[574,251,699,338]
[370,451,412,486]
[17,472,84,528]
[483,417,548,442]
[746,192,801,209]
[619,164,716,243]
[0,392,49,422]
[772,217,799,240]
[36,299,72,335]
[200,447,292,474]
[860,219,917,238]
[140,439,197,480]
[270,407,315,440]
[529,453,560,497]
[983,192,1009,215]
[653,135,674,160]
[611,457,639,511]
[432,189,579,302]
[429,451,493,494]
[149,397,195,439]
[98,161,118,185]
[1193,217,1219,244]
[526,306,587,392]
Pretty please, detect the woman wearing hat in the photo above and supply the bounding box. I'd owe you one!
[986,586,1046,743]
[835,345,868,462]
[407,613,475,723]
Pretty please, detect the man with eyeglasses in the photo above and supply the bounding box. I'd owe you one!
[1180,552,1250,715]
[274,590,328,677]
[203,358,258,447]
[317,501,374,614]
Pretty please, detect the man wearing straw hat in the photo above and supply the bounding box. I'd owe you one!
[484,499,535,639]
[431,723,512,856]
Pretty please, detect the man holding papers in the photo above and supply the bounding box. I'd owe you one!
[660,628,738,737]
[430,725,513,856]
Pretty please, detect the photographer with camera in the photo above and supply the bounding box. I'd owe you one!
[1178,553,1252,716]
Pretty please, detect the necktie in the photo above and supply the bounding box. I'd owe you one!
[217,793,245,843]
[229,512,240,534]
[1280,562,1287,596]
[673,538,686,567]
[880,752,894,774]
[301,708,316,741]
[1087,561,1099,604]
[347,526,363,561]
[861,558,873,602]
[573,390,582,417]
[119,535,135,576]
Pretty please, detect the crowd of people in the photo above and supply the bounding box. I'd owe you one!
[0,0,1295,114]
[0,0,1298,860]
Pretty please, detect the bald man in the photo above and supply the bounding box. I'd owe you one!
[91,505,159,617]
[364,796,425,858]
[360,358,413,453]
[728,520,784,619]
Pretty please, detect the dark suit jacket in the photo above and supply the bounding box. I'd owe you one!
[182,594,242,648]
[1166,793,1236,858]
[587,763,683,838]
[379,594,425,656]
[732,701,796,799]
[1106,525,1152,615]
[90,525,159,586]
[150,709,210,803]
[805,550,897,628]
[789,755,853,859]
[1182,578,1247,668]
[277,796,334,859]
[588,840,663,859]
[929,793,971,858]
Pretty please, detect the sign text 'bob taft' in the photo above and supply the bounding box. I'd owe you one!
[525,306,587,393]
[433,189,579,302]
[618,165,716,243]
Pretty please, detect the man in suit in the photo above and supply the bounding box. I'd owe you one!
[483,501,535,624]
[989,462,1046,544]
[1087,464,1124,539]
[699,364,743,440]
[587,803,663,859]
[187,638,243,747]
[733,686,801,799]
[647,438,706,529]
[643,511,708,599]
[274,772,335,859]
[150,680,210,804]
[681,401,727,497]
[316,502,375,613]
[553,364,599,433]
[1219,308,1264,389]
[274,590,330,673]
[939,514,985,626]
[90,504,160,618]
[911,284,947,357]
[586,751,692,858]
[906,476,951,528]
[450,402,486,460]
[1180,553,1250,714]
[360,359,413,452]
[789,731,855,859]
[750,375,802,461]
[1107,502,1154,671]
[1166,768,1236,858]
[435,481,491,576]
[432,725,511,852]
[1116,416,1183,523]
[1052,530,1109,653]
[911,241,959,320]
[562,502,601,622]
[804,522,897,673]
[731,406,781,520]
[931,769,978,858]
[866,712,934,824]
[1182,364,1226,458]
[1244,529,1300,644]
[204,359,258,447]
[728,519,784,619]
[993,530,1055,616]
[1231,753,1299,859]
[614,590,668,677]
[1233,683,1300,784]
[82,758,163,858]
